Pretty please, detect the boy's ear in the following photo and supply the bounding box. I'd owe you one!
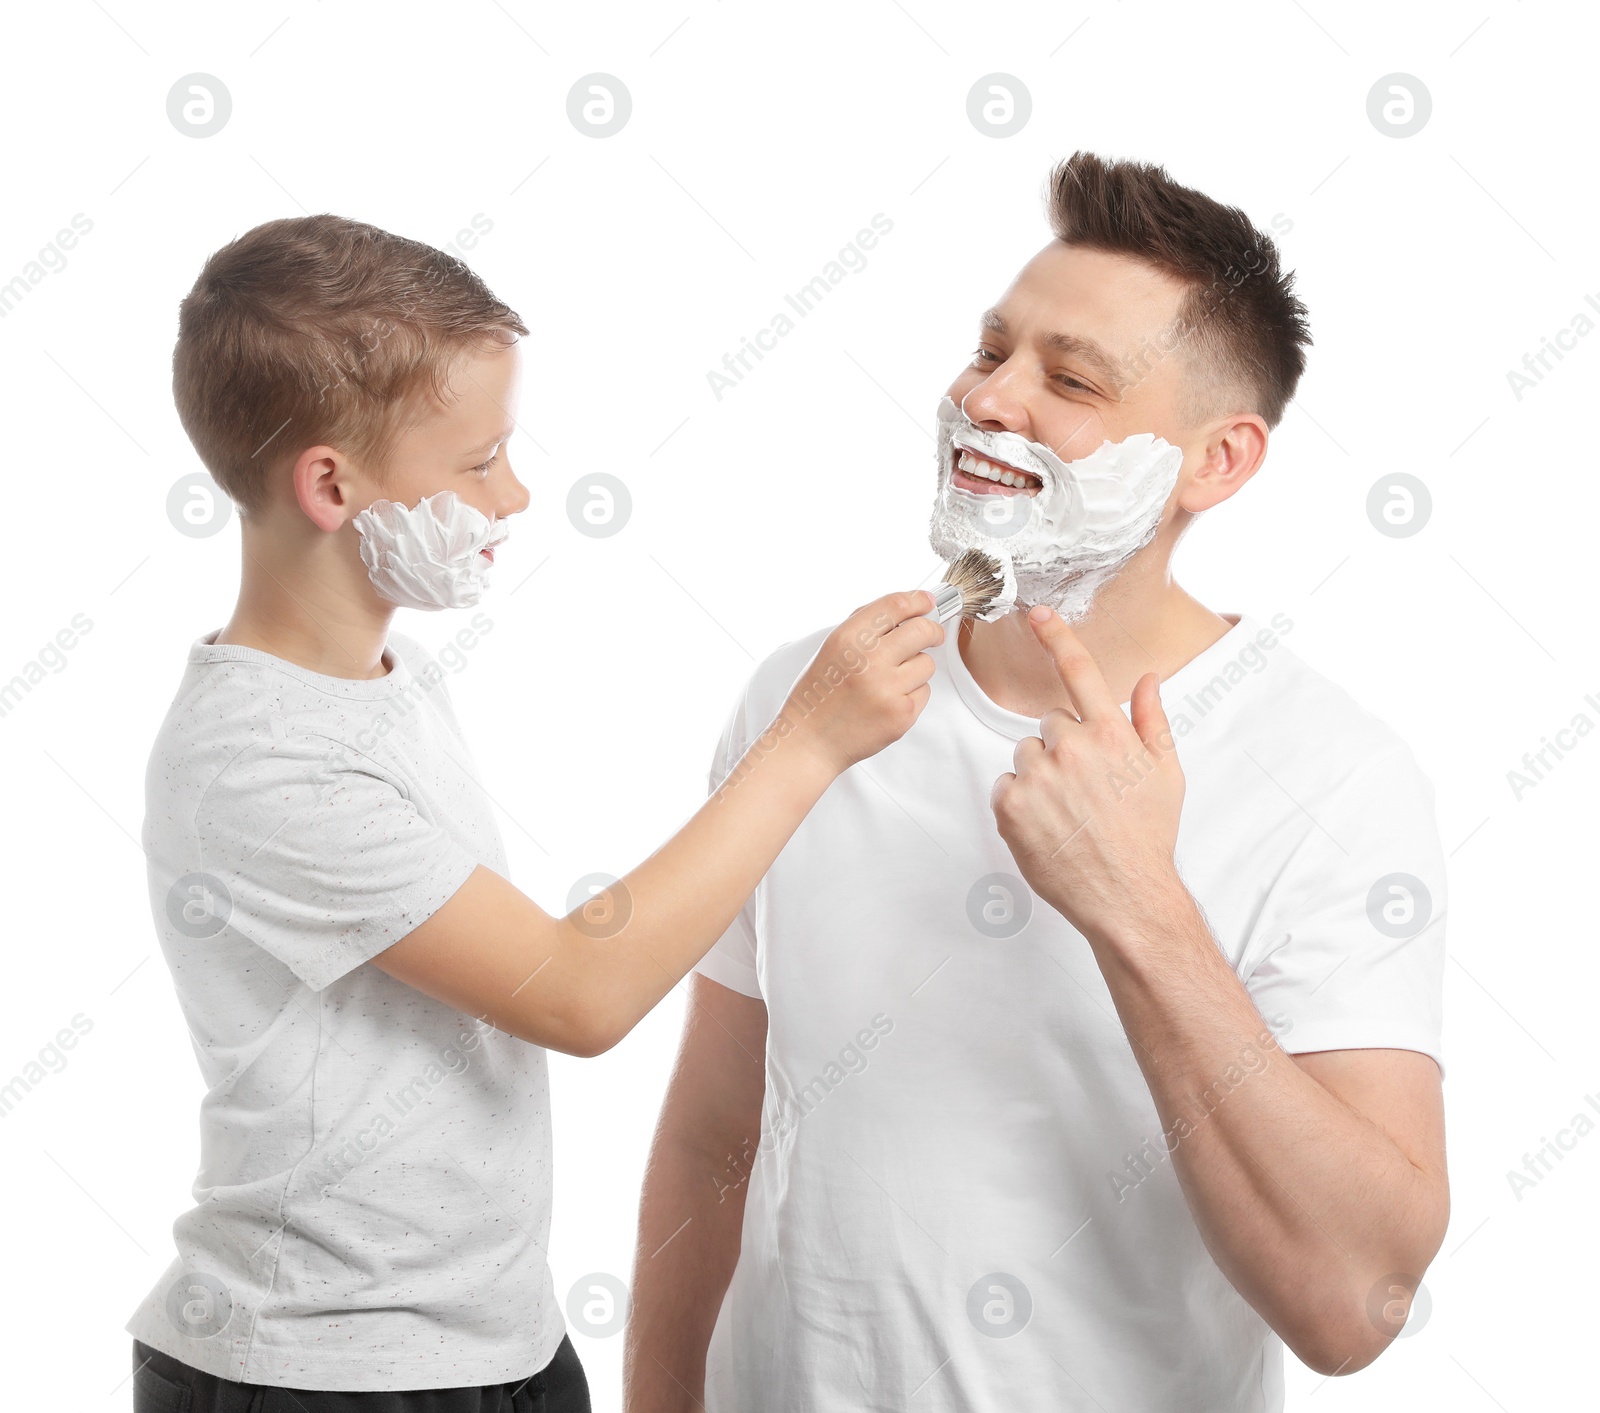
[292,446,358,533]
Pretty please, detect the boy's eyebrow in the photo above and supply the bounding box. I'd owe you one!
[980,308,1123,390]
[463,423,517,456]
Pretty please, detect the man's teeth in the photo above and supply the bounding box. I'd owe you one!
[956,449,1039,489]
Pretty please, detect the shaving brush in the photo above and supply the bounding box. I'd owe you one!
[927,548,1008,623]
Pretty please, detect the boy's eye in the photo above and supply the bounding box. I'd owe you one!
[472,450,499,475]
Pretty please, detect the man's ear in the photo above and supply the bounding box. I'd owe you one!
[1178,414,1268,513]
[291,446,358,533]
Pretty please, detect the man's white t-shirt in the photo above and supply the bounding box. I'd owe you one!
[692,611,1446,1413]
[126,628,564,1391]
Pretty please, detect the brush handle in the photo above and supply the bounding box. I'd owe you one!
[928,582,965,624]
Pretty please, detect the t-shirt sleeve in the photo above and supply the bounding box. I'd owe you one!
[1240,743,1447,1079]
[689,689,764,1001]
[191,732,481,991]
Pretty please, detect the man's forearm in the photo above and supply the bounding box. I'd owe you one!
[626,1132,752,1412]
[1084,877,1446,1374]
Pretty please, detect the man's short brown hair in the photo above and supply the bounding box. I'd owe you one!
[173,214,528,514]
[1046,151,1311,428]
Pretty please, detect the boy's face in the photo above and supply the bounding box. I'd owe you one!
[361,338,531,538]
[942,240,1210,495]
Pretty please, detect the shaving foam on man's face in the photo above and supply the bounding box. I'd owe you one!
[354,489,510,612]
[927,394,1184,622]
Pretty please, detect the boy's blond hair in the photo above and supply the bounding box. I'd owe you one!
[173,214,528,513]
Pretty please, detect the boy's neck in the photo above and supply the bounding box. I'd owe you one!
[957,566,1233,719]
[214,519,395,681]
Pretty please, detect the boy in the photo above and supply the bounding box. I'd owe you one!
[127,214,941,1409]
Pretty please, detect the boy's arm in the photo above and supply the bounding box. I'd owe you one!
[372,591,938,1056]
[624,975,767,1412]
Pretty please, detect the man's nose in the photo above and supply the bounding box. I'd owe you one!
[961,377,1031,437]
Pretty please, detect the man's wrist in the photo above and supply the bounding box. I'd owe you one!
[1082,863,1197,958]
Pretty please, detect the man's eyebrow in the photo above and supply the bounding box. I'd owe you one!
[979,308,1123,390]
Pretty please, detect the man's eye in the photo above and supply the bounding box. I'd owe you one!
[1055,374,1091,392]
[971,346,999,364]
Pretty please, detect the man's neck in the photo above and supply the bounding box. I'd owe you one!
[214,521,395,681]
[957,569,1233,718]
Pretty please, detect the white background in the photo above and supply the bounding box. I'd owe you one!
[1,1,1593,1408]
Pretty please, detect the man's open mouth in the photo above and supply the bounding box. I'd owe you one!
[950,446,1044,498]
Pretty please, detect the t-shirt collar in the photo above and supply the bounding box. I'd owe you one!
[941,611,1256,740]
[191,629,414,700]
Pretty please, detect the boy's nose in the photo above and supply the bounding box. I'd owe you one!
[498,471,532,519]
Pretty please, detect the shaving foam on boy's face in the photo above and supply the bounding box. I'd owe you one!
[927,394,1184,623]
[354,489,510,612]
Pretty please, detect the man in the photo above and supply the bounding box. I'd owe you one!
[626,151,1448,1412]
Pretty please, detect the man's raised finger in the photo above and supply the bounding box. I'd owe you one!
[1027,606,1117,720]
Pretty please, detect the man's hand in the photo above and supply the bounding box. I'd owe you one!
[990,605,1186,945]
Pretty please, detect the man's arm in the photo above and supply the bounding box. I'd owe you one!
[1089,887,1447,1375]
[625,975,768,1413]
[373,593,937,1056]
[991,606,1449,1375]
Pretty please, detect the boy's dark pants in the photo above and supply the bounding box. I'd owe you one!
[132,1336,591,1413]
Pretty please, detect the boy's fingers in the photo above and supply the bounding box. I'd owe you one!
[894,651,937,691]
[878,613,944,663]
[871,589,936,626]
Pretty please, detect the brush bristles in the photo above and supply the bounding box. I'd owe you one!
[940,548,1006,619]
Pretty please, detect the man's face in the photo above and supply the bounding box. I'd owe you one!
[928,240,1239,619]
[942,240,1202,500]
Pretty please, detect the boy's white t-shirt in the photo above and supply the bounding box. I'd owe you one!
[126,628,564,1391]
[693,612,1446,1413]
